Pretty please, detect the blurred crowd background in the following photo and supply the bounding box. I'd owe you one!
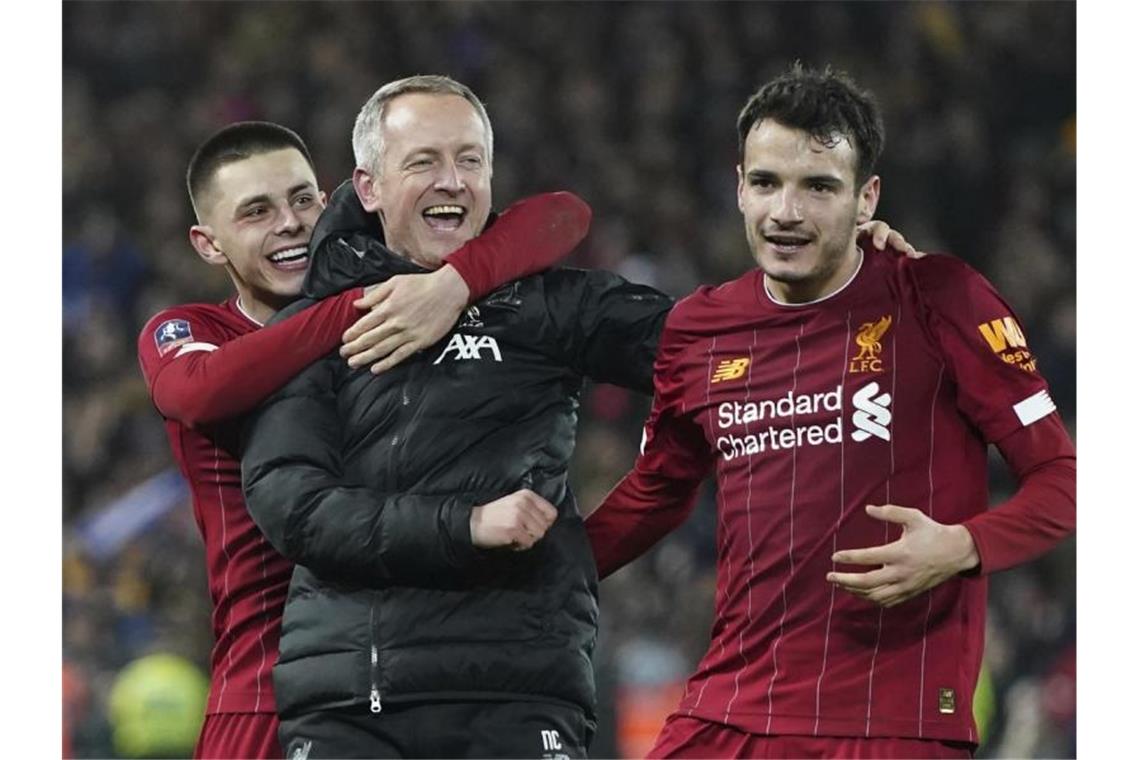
[62,2,1075,757]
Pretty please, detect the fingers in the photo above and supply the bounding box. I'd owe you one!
[472,490,559,551]
[827,568,892,591]
[831,545,894,566]
[885,230,917,256]
[342,309,398,349]
[855,221,889,249]
[870,222,889,250]
[830,574,915,607]
[343,327,404,366]
[517,489,558,524]
[369,343,419,375]
[354,281,393,308]
[864,503,922,526]
[509,490,558,549]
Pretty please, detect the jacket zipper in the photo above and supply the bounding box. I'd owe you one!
[369,601,382,713]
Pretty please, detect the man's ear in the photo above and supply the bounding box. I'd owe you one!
[736,164,746,213]
[855,175,881,225]
[189,225,227,267]
[352,166,383,214]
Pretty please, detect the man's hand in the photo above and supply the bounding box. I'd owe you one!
[470,489,558,551]
[826,504,979,607]
[856,221,924,259]
[340,264,471,374]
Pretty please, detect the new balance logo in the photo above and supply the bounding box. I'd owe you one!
[851,381,892,442]
[433,333,503,364]
[712,357,750,383]
[541,729,563,751]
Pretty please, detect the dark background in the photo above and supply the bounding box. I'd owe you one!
[62,2,1075,757]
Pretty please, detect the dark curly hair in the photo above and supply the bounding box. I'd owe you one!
[737,63,885,187]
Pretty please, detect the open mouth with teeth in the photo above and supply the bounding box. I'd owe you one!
[422,204,467,232]
[267,246,310,271]
[764,233,814,254]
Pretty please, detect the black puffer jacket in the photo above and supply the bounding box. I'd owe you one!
[241,185,672,719]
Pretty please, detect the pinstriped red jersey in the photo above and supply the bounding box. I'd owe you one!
[594,245,1072,742]
[138,294,362,714]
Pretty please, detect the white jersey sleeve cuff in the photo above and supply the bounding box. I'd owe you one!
[174,342,219,357]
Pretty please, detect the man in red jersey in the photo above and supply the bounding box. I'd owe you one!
[137,120,592,759]
[585,64,1076,759]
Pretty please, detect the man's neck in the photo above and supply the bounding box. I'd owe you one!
[234,293,275,326]
[764,246,863,305]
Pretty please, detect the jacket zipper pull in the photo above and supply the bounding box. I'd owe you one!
[370,644,382,713]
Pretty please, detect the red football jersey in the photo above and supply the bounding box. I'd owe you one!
[137,293,362,713]
[589,244,1074,743]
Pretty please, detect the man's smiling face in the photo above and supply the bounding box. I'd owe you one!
[737,119,879,303]
[356,92,492,269]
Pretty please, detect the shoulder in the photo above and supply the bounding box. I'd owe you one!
[534,266,672,306]
[901,252,992,298]
[137,302,233,356]
[664,269,760,338]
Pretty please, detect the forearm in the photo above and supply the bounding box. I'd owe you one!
[962,456,1076,574]
[244,464,482,586]
[443,192,591,300]
[586,469,702,579]
[962,415,1077,574]
[150,288,363,426]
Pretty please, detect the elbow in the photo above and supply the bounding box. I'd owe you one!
[548,191,592,243]
[156,388,227,429]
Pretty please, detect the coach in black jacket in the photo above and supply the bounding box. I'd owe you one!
[241,76,671,759]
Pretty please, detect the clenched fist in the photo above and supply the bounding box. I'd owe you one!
[470,489,559,551]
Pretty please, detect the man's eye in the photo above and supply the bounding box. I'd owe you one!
[409,159,432,168]
[811,183,835,194]
[245,206,267,218]
[750,177,774,188]
[294,195,313,207]
[459,156,483,168]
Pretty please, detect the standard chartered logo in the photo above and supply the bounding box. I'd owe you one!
[851,381,892,442]
[712,381,893,461]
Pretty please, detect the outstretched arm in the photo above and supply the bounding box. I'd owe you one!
[138,289,364,427]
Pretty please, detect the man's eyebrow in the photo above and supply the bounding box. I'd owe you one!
[234,183,315,211]
[286,182,317,196]
[804,174,844,187]
[233,193,271,212]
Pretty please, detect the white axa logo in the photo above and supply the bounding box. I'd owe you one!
[851,381,892,442]
[432,333,503,364]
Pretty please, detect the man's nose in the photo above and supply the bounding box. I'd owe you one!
[432,160,466,193]
[770,187,804,226]
[276,204,303,235]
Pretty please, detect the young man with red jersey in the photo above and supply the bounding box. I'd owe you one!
[585,65,1076,759]
[137,121,591,759]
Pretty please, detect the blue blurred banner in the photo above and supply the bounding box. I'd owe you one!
[72,469,188,561]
